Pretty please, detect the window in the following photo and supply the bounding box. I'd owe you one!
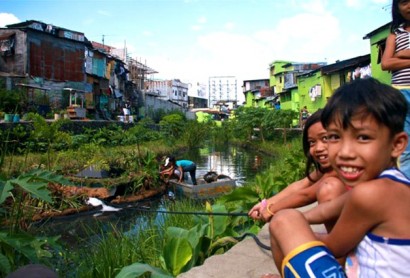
[377,39,386,64]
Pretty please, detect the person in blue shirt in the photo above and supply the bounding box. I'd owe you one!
[167,156,197,185]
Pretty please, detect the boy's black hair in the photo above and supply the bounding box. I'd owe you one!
[321,78,407,137]
[302,109,325,181]
[391,0,405,32]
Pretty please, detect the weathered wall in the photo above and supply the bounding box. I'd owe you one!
[27,30,85,82]
[0,29,27,75]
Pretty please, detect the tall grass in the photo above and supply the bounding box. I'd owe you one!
[65,198,204,277]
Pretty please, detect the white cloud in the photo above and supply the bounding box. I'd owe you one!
[191,16,207,31]
[253,12,340,62]
[224,22,235,31]
[197,16,207,24]
[145,9,342,87]
[191,25,202,31]
[0,13,20,27]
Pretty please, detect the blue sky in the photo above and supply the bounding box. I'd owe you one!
[1,0,391,86]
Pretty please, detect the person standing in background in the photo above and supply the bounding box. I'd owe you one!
[299,106,309,129]
[123,101,130,123]
[382,0,410,177]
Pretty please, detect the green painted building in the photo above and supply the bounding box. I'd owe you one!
[297,54,371,114]
[269,60,326,112]
[363,23,391,84]
[243,79,276,108]
[241,23,390,127]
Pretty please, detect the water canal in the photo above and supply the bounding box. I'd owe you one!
[30,144,277,246]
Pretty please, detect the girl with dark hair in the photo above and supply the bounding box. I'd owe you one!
[249,110,346,232]
[381,0,410,177]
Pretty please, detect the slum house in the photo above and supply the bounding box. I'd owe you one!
[242,79,278,109]
[89,41,136,120]
[0,20,134,120]
[0,20,87,116]
[296,54,371,113]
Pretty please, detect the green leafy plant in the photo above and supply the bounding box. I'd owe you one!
[180,120,211,148]
[0,169,68,276]
[159,113,186,143]
[27,114,72,169]
[116,202,252,277]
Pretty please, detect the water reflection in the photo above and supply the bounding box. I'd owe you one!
[182,144,275,185]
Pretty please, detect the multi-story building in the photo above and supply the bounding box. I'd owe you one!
[187,81,208,108]
[145,79,189,108]
[208,76,238,108]
[242,79,277,108]
[269,61,326,112]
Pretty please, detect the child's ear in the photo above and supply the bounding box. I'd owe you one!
[392,131,408,158]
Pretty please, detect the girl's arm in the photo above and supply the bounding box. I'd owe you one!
[381,34,410,71]
[178,166,184,182]
[249,172,320,220]
[269,170,322,202]
[395,49,410,58]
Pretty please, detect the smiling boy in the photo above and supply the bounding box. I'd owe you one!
[264,78,410,278]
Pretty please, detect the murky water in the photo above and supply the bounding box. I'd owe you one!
[178,144,275,186]
[30,144,276,245]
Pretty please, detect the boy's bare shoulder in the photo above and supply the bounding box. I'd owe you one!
[349,178,409,210]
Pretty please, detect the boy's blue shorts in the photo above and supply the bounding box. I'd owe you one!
[282,241,346,278]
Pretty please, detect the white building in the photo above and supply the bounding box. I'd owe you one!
[208,76,238,108]
[187,81,208,108]
[145,79,189,108]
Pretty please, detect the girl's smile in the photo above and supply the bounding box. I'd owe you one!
[308,122,330,169]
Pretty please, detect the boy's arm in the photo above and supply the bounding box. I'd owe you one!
[382,34,410,71]
[303,192,347,224]
[322,184,382,258]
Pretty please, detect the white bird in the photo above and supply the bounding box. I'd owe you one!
[86,197,121,212]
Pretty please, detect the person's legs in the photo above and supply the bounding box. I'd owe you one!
[269,209,344,278]
[399,88,410,178]
[269,209,317,270]
[184,163,197,185]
